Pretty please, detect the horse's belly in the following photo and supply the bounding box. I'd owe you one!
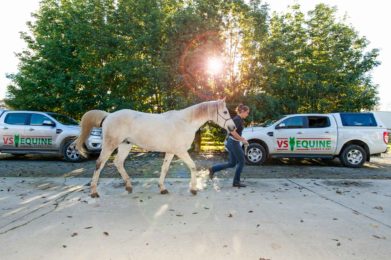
[130,137,192,153]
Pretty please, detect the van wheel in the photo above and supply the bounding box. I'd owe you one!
[245,143,267,165]
[340,144,366,168]
[63,140,83,162]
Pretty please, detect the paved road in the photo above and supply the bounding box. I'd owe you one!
[0,177,390,260]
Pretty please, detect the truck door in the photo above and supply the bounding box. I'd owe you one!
[273,115,337,155]
[24,113,58,150]
[273,115,306,154]
[302,115,337,154]
[1,112,30,150]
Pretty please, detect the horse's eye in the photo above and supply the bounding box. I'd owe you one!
[223,111,228,114]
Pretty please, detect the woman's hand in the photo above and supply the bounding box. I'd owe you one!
[230,130,249,145]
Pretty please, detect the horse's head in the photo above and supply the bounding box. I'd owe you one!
[213,98,236,132]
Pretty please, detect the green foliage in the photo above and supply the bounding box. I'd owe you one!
[250,4,379,119]
[5,1,380,126]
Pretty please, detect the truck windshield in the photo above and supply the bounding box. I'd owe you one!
[49,113,79,125]
[259,115,286,127]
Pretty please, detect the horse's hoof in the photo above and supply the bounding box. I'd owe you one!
[160,189,169,195]
[190,189,197,195]
[91,192,100,198]
[126,186,133,193]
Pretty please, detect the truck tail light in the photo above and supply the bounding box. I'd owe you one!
[383,132,389,144]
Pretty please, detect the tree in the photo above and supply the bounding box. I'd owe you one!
[256,4,379,118]
[5,1,380,125]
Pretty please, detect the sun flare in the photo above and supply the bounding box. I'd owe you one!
[207,57,223,76]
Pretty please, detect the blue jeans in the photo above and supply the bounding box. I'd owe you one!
[211,137,244,184]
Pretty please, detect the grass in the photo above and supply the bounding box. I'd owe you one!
[200,135,225,152]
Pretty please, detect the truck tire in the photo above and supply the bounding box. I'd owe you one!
[245,143,267,165]
[63,140,83,162]
[340,144,366,168]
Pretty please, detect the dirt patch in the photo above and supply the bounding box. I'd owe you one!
[321,180,373,188]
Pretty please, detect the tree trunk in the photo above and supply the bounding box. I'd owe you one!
[193,129,202,153]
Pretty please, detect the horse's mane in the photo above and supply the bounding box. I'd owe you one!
[190,101,217,121]
[159,100,218,122]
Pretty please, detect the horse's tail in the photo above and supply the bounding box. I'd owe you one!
[75,110,109,157]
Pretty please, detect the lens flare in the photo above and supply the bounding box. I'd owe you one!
[207,57,223,76]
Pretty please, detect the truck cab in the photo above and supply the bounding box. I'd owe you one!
[242,113,388,168]
[0,110,102,161]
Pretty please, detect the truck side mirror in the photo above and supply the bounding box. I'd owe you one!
[43,120,55,127]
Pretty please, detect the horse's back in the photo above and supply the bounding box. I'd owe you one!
[109,109,176,122]
[102,108,192,152]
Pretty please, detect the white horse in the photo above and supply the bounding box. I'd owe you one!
[75,99,236,198]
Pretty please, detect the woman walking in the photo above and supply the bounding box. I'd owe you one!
[209,104,250,187]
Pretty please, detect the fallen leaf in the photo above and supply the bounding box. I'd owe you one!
[84,226,93,229]
[373,235,386,240]
[103,232,109,236]
[71,232,78,237]
[228,213,233,218]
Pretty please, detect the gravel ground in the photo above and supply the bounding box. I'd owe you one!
[1,152,391,180]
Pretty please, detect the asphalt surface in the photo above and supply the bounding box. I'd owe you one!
[0,177,390,260]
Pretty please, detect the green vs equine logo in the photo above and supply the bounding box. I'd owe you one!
[3,134,52,147]
[277,137,332,151]
[14,134,20,147]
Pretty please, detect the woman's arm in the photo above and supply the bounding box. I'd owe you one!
[230,130,248,145]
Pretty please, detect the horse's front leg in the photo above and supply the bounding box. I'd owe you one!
[176,152,198,195]
[158,153,174,194]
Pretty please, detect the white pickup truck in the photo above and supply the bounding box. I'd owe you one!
[242,113,389,168]
[0,110,102,162]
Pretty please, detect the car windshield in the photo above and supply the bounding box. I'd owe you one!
[49,113,79,125]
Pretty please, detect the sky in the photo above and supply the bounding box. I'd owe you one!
[0,0,390,110]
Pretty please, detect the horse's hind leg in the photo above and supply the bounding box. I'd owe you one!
[176,152,198,195]
[91,144,116,198]
[158,153,174,194]
[114,142,133,193]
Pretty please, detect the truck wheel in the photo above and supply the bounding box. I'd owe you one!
[340,144,366,168]
[63,140,83,162]
[245,143,267,165]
